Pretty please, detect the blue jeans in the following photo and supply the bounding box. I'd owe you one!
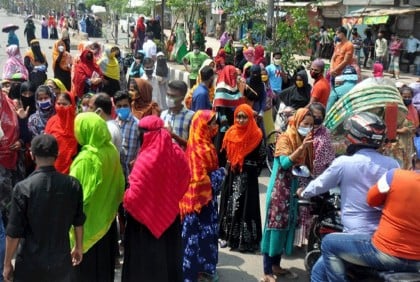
[320,233,420,282]
[0,211,5,282]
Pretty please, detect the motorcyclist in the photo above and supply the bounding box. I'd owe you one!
[296,112,400,281]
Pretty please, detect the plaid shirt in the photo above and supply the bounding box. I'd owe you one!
[161,107,195,142]
[117,114,140,178]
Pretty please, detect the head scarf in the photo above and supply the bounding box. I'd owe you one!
[245,64,264,102]
[98,45,120,80]
[275,107,314,172]
[52,39,73,72]
[0,90,19,169]
[179,110,219,218]
[130,78,160,120]
[155,52,169,77]
[45,93,77,174]
[28,85,56,136]
[73,49,102,98]
[20,81,36,116]
[28,40,46,64]
[254,45,266,66]
[47,78,68,93]
[3,45,28,80]
[222,104,263,171]
[220,31,229,48]
[216,65,238,89]
[124,116,190,238]
[70,112,125,252]
[214,65,244,108]
[243,47,255,63]
[8,30,19,47]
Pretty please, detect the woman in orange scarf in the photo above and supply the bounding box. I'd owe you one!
[218,103,264,253]
[52,39,73,90]
[128,78,160,120]
[45,92,77,174]
[260,107,314,282]
[179,110,226,281]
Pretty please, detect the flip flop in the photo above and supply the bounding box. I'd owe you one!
[273,268,298,279]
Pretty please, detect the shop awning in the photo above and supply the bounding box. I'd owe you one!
[275,1,310,7]
[363,15,389,25]
[313,0,342,7]
[367,7,420,16]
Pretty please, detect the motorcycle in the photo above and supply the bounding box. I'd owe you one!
[301,191,420,282]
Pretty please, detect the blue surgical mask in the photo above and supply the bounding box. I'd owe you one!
[38,99,52,110]
[116,107,131,120]
[297,126,312,136]
[334,36,341,43]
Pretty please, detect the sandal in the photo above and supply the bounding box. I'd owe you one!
[260,274,276,282]
[272,268,298,279]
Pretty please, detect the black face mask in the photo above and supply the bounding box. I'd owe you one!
[314,117,323,125]
[145,69,154,76]
[403,98,412,106]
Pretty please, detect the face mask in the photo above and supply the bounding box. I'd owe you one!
[116,107,131,120]
[297,126,312,136]
[334,36,341,43]
[145,69,154,76]
[86,53,93,61]
[310,71,320,79]
[403,98,412,106]
[166,96,181,108]
[296,81,304,88]
[58,45,65,52]
[81,105,88,112]
[38,99,52,110]
[261,75,268,82]
[193,49,200,55]
[314,117,323,126]
[273,59,281,66]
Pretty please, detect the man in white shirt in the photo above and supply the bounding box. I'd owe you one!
[88,93,122,153]
[375,32,388,66]
[141,57,167,109]
[142,32,157,61]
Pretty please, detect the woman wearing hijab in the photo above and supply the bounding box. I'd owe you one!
[41,16,49,39]
[23,19,36,47]
[73,49,103,99]
[128,78,160,120]
[52,39,73,91]
[280,70,311,110]
[24,40,48,89]
[28,85,56,137]
[254,45,266,67]
[234,47,246,71]
[244,65,266,126]
[49,15,58,39]
[218,104,264,252]
[213,65,245,167]
[260,108,314,282]
[122,116,190,282]
[179,110,226,282]
[3,45,28,81]
[44,92,77,174]
[7,30,19,47]
[98,45,121,96]
[45,78,68,96]
[70,112,125,282]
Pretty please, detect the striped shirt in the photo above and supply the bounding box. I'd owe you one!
[117,114,140,178]
[161,107,195,142]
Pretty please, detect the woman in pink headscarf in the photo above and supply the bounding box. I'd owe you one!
[3,45,29,80]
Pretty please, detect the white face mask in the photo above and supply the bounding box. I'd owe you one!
[193,49,200,55]
[58,45,65,52]
[297,126,312,136]
[81,105,88,112]
[166,96,178,108]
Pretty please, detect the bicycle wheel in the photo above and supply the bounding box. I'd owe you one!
[265,130,280,173]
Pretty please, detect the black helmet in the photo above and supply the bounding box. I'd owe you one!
[343,112,386,148]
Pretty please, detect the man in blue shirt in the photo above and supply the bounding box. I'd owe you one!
[191,66,214,111]
[266,50,288,121]
[297,112,400,281]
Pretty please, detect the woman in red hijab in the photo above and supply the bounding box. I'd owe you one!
[45,92,77,174]
[218,103,264,252]
[72,49,103,99]
[254,45,266,66]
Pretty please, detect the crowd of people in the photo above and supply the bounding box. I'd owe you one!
[1,18,420,282]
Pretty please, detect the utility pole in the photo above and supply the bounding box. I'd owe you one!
[267,0,274,40]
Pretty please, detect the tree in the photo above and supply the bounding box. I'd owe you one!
[221,0,266,43]
[271,7,314,74]
[166,0,203,50]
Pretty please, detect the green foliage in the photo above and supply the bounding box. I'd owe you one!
[222,0,266,36]
[270,8,312,73]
